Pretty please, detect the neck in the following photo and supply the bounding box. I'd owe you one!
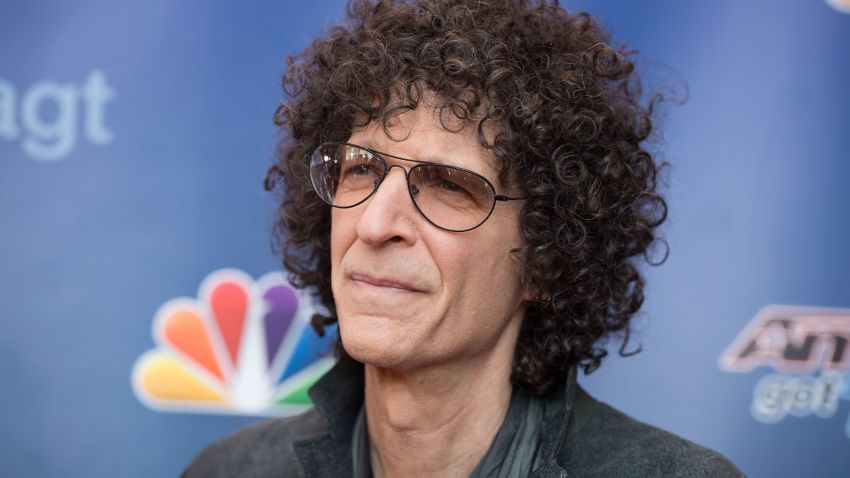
[363,326,520,478]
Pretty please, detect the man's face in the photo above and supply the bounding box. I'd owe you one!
[330,106,530,371]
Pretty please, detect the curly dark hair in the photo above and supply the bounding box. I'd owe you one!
[265,0,669,394]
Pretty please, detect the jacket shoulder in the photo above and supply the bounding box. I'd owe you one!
[182,408,325,478]
[562,398,745,478]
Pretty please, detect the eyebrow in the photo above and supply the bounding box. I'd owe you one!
[355,140,478,172]
[349,139,507,190]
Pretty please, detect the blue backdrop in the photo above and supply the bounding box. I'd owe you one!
[2,1,849,476]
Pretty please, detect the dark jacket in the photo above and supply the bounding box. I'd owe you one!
[183,358,745,477]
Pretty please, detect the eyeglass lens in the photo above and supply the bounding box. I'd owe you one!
[309,143,497,231]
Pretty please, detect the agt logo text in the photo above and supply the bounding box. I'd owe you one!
[0,70,115,161]
[719,305,850,437]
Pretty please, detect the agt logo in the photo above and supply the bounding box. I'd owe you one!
[719,305,850,437]
[0,70,115,161]
[132,269,336,416]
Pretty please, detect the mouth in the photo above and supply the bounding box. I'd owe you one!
[349,272,424,293]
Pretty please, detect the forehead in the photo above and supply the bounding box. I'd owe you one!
[347,106,502,185]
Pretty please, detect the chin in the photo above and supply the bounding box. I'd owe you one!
[338,321,414,369]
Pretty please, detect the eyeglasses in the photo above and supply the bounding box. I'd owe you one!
[307,142,525,232]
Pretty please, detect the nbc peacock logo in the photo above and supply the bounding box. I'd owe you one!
[132,268,336,416]
[826,0,850,14]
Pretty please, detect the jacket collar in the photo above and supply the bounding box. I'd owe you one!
[292,357,364,477]
[293,357,576,477]
[531,365,575,478]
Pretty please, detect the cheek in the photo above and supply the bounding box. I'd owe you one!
[436,231,523,318]
[330,209,357,302]
[464,224,526,309]
[330,209,354,267]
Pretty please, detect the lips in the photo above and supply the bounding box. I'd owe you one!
[349,272,424,292]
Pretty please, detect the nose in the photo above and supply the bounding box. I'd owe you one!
[355,165,418,245]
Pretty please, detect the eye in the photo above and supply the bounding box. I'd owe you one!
[341,160,380,179]
[439,179,464,193]
[352,164,373,176]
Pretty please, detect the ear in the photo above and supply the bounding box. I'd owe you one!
[517,264,547,305]
[520,281,546,305]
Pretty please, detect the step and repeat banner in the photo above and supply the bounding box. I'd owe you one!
[2,1,848,476]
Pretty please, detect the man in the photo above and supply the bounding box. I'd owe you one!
[185,1,745,476]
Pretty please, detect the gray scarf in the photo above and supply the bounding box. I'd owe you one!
[351,387,545,478]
